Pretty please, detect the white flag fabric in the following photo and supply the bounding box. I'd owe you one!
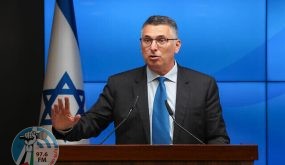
[39,0,89,144]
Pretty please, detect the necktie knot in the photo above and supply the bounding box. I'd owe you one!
[157,76,166,83]
[156,77,167,101]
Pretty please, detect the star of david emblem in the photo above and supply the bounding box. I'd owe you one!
[40,72,85,125]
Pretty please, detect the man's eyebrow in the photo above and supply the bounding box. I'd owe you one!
[142,35,152,38]
[142,35,166,38]
[156,35,166,38]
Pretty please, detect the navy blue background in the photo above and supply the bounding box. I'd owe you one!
[44,1,285,165]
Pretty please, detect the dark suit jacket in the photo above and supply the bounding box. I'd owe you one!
[53,65,230,144]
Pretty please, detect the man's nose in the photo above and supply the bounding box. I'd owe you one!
[150,40,158,50]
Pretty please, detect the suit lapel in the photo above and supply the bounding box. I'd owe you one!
[132,67,150,143]
[173,66,191,143]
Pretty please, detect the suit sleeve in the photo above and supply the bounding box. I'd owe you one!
[205,78,230,144]
[52,77,115,141]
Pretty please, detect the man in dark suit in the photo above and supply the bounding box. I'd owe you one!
[51,15,230,144]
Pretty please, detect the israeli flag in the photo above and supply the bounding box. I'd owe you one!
[39,0,89,144]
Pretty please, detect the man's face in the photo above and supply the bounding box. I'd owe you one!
[141,25,181,75]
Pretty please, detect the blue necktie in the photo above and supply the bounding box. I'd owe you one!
[152,77,171,144]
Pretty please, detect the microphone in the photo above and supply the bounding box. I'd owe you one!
[164,100,205,144]
[99,96,139,144]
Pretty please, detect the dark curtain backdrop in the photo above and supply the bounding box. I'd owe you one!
[0,0,43,164]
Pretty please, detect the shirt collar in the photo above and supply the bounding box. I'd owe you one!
[147,61,178,83]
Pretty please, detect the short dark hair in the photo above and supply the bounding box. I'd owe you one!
[142,15,178,36]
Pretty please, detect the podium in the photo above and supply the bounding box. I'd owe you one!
[57,144,258,165]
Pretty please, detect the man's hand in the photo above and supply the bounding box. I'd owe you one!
[51,97,81,131]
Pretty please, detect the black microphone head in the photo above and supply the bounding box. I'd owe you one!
[164,100,174,116]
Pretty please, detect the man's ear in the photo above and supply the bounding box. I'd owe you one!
[175,40,181,53]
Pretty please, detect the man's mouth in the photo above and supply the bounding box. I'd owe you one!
[149,55,160,60]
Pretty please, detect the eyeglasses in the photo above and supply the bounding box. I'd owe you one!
[140,37,178,47]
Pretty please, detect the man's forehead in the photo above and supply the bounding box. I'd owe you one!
[142,25,173,36]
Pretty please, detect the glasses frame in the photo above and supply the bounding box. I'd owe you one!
[140,37,178,47]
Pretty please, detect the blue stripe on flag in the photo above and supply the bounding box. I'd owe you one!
[56,0,78,42]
